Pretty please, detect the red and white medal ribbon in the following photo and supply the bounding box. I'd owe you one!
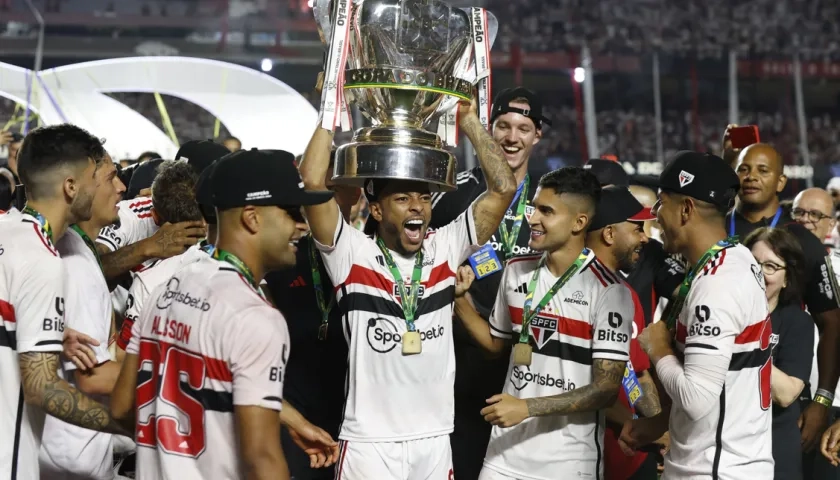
[437,46,473,147]
[320,0,353,131]
[471,7,492,130]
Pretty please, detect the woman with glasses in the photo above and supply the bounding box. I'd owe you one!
[744,227,815,480]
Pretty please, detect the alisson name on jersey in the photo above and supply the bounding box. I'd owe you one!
[150,315,192,344]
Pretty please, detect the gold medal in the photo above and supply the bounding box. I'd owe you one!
[402,331,422,355]
[513,343,533,366]
[318,323,328,341]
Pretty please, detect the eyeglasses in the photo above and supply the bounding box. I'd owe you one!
[759,262,786,275]
[791,208,833,223]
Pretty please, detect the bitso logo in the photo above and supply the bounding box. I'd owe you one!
[156,277,212,311]
[365,317,445,353]
[509,365,576,392]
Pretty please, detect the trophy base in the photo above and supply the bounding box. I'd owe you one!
[333,126,457,192]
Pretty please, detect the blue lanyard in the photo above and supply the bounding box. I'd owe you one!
[729,207,782,237]
[508,177,527,210]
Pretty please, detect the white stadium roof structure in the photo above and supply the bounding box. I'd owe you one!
[0,56,317,159]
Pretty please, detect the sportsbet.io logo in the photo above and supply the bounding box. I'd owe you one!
[365,317,445,353]
[156,277,212,312]
[509,365,576,392]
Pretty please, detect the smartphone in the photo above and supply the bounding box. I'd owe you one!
[729,125,760,149]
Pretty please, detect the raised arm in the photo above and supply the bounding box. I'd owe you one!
[458,101,517,244]
[299,123,339,247]
[19,352,127,435]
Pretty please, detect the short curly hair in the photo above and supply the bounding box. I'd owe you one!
[151,161,202,223]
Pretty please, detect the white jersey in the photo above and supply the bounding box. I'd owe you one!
[314,203,480,442]
[117,243,208,351]
[126,254,288,480]
[0,210,66,480]
[96,197,159,252]
[667,244,773,479]
[483,251,635,480]
[40,228,115,480]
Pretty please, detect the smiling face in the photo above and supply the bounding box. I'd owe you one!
[735,144,786,209]
[527,186,590,252]
[611,221,649,271]
[492,101,541,174]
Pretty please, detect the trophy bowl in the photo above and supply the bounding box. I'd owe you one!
[314,0,497,191]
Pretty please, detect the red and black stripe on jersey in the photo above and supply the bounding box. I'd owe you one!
[506,305,594,365]
[335,262,456,320]
[129,198,154,219]
[0,299,15,350]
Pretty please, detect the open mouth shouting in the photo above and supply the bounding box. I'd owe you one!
[404,218,425,245]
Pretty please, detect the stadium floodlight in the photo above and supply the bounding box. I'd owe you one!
[261,58,273,73]
[574,67,585,83]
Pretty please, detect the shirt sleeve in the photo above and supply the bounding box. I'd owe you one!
[96,209,135,252]
[430,198,482,268]
[313,203,369,285]
[61,255,112,370]
[775,307,815,383]
[228,305,288,411]
[15,256,66,353]
[590,283,635,362]
[489,268,513,339]
[430,168,483,229]
[788,223,840,315]
[654,251,686,300]
[117,275,149,350]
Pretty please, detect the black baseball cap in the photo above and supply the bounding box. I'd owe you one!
[176,140,230,176]
[490,87,552,130]
[657,151,740,210]
[589,186,656,231]
[195,161,216,224]
[211,148,333,210]
[126,158,166,199]
[584,159,630,187]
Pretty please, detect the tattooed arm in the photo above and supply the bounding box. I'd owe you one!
[19,352,128,435]
[100,221,206,281]
[634,370,662,418]
[459,102,517,245]
[526,359,625,418]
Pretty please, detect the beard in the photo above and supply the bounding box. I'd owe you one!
[616,243,640,273]
[69,189,95,223]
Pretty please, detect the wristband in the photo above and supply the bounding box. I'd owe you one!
[816,389,836,401]
[814,394,833,408]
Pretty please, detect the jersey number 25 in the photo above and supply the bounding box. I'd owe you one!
[136,339,207,457]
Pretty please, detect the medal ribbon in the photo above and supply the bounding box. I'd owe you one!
[437,39,473,147]
[728,207,781,238]
[22,205,54,244]
[69,225,103,270]
[498,175,529,261]
[213,248,265,299]
[662,237,737,330]
[519,249,590,344]
[320,0,353,132]
[471,7,492,130]
[309,240,335,337]
[376,237,424,332]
